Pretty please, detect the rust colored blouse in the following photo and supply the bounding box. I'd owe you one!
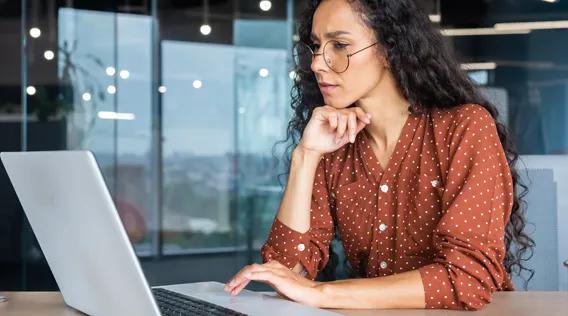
[260,104,515,310]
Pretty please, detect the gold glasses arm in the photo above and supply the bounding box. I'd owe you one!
[347,42,378,57]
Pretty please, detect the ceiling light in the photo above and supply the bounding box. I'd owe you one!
[259,68,269,77]
[29,27,41,38]
[429,14,441,23]
[107,85,117,94]
[200,24,211,35]
[26,86,36,95]
[43,50,55,60]
[441,28,531,36]
[289,71,297,80]
[106,67,116,76]
[98,111,136,120]
[119,70,130,79]
[494,20,568,31]
[461,62,497,71]
[259,1,272,11]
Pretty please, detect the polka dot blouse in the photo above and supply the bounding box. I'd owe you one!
[260,104,515,310]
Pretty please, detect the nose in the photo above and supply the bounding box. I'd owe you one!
[310,51,328,74]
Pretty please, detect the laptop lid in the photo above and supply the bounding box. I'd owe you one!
[1,150,161,316]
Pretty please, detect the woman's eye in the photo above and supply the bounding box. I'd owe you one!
[334,42,348,49]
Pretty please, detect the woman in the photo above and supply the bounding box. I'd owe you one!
[224,0,534,310]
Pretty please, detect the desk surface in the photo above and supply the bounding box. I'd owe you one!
[1,291,567,316]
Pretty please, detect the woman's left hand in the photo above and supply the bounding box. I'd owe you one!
[223,260,325,307]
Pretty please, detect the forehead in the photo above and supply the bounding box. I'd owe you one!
[311,0,370,38]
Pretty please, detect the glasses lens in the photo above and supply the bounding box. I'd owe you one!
[293,42,314,73]
[324,40,349,73]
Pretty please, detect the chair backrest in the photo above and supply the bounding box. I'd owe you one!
[513,155,568,291]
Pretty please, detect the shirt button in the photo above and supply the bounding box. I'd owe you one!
[380,184,389,193]
[297,243,305,251]
[380,261,388,269]
[378,223,387,232]
[431,180,439,188]
[330,192,336,198]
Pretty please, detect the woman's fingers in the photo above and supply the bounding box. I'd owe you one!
[352,107,371,124]
[225,261,288,294]
[225,264,260,292]
[227,265,258,295]
[230,278,251,296]
[342,108,370,144]
[245,270,281,284]
[231,266,287,296]
[348,112,357,143]
[313,105,371,144]
[264,260,288,270]
[328,112,338,130]
[336,114,347,143]
[356,120,367,134]
[230,279,251,295]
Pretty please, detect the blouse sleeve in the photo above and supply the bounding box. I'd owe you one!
[260,157,335,280]
[418,104,515,310]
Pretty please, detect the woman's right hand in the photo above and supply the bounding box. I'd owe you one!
[298,105,371,155]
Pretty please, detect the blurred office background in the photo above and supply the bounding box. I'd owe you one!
[0,0,566,292]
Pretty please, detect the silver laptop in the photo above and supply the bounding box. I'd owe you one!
[0,150,338,316]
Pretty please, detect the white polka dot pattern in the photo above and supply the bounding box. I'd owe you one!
[260,104,515,311]
[260,158,335,280]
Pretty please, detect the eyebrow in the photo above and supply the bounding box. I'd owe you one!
[310,30,352,41]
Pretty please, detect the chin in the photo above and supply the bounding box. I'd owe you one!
[324,97,355,109]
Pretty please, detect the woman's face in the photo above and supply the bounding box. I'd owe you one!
[310,0,388,108]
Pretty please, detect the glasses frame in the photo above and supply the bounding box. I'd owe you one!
[296,40,378,74]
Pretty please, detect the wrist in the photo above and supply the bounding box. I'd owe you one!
[293,144,323,163]
[314,282,335,309]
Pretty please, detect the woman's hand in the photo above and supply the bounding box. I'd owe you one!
[299,105,371,155]
[223,260,325,307]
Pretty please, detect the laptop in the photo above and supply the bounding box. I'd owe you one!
[0,150,338,316]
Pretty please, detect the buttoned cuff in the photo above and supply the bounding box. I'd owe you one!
[260,217,311,270]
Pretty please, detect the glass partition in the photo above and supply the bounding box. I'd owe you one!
[3,0,294,290]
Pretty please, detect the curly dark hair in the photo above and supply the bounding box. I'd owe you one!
[274,0,535,288]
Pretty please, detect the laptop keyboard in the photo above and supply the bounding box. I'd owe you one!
[152,288,248,316]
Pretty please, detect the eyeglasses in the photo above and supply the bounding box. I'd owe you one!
[293,40,378,74]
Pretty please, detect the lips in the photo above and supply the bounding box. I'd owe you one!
[318,81,336,87]
[318,82,338,94]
